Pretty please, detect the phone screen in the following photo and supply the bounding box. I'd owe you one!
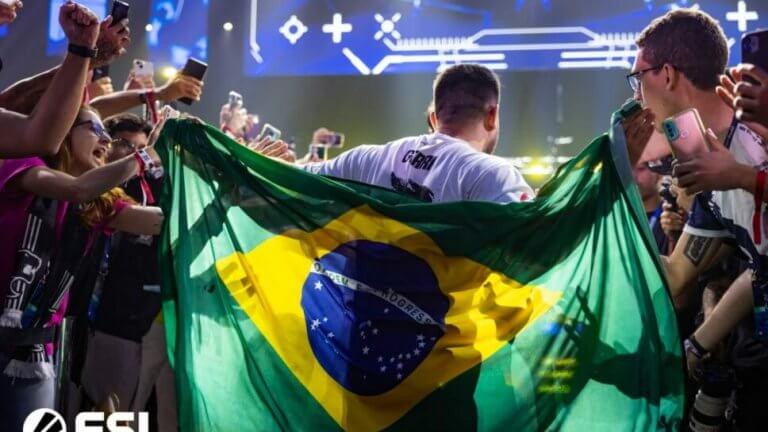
[110,1,129,26]
[742,30,768,85]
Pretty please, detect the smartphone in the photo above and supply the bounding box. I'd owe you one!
[259,123,281,142]
[92,65,110,82]
[178,58,208,105]
[310,144,328,161]
[131,59,154,78]
[109,1,130,27]
[327,132,345,148]
[662,108,710,161]
[228,91,243,108]
[742,30,768,85]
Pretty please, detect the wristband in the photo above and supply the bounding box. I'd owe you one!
[133,149,156,205]
[754,170,766,244]
[68,43,98,59]
[685,335,708,358]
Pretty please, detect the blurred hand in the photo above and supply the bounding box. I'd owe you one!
[673,129,752,194]
[312,127,333,145]
[248,137,290,159]
[718,65,768,132]
[660,202,687,238]
[93,16,130,68]
[621,108,656,166]
[0,0,22,25]
[157,74,203,103]
[684,338,708,382]
[123,71,155,91]
[87,76,113,98]
[219,103,246,135]
[670,182,695,212]
[59,1,100,48]
[298,151,322,165]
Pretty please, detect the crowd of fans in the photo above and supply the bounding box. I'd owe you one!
[0,1,767,431]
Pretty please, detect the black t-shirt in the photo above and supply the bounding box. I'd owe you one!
[92,173,163,342]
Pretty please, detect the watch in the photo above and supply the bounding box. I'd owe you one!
[68,43,98,59]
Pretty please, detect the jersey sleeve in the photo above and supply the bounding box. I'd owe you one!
[302,145,380,183]
[683,193,733,238]
[465,156,535,203]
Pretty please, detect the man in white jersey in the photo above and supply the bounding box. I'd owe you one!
[304,64,533,204]
[622,9,768,429]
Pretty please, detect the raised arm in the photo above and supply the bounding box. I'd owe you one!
[13,155,139,204]
[0,2,99,158]
[91,75,203,118]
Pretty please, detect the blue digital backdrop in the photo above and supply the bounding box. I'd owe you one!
[41,1,766,77]
[242,0,767,76]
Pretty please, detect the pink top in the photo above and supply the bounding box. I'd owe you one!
[0,159,130,353]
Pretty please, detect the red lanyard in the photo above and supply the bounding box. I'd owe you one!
[754,170,766,244]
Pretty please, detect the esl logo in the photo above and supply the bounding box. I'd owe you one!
[23,408,149,432]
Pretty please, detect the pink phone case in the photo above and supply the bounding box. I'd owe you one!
[668,109,709,160]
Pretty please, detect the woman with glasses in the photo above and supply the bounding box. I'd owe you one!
[0,106,162,429]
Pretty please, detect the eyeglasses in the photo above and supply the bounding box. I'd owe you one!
[626,66,663,92]
[73,119,112,142]
[111,137,136,150]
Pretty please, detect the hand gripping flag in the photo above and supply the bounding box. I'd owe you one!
[155,114,683,431]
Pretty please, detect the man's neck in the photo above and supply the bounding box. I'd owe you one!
[687,89,735,140]
[436,124,485,152]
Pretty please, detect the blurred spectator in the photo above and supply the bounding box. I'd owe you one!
[88,76,114,99]
[78,114,176,431]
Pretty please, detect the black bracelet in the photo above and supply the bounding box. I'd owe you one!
[688,335,708,356]
[67,43,98,59]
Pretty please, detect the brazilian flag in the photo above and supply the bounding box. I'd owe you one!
[155,115,683,431]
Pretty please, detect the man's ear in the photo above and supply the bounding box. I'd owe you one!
[664,63,679,92]
[429,111,438,131]
[484,104,499,131]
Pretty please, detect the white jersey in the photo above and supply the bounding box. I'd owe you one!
[303,133,534,204]
[684,121,768,270]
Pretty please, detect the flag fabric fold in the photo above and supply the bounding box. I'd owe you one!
[155,117,683,432]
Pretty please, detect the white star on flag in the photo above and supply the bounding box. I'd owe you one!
[372,328,379,335]
[416,334,425,341]
[414,348,421,356]
[418,342,426,348]
[363,346,370,355]
[377,356,383,362]
[328,332,335,338]
[380,366,387,372]
[397,373,403,380]
[310,319,320,330]
[406,353,411,359]
[397,363,403,369]
[314,281,323,290]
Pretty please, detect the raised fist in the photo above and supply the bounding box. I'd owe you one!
[59,1,100,48]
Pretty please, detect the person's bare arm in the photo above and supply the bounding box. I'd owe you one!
[12,156,138,204]
[694,270,755,350]
[662,232,731,297]
[90,74,203,118]
[108,205,164,236]
[0,3,100,157]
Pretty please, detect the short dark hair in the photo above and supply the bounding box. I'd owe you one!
[432,64,500,126]
[636,8,728,90]
[104,113,152,137]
